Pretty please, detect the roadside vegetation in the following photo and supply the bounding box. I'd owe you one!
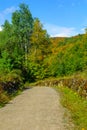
[55,86,87,130]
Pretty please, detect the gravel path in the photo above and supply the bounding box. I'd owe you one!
[0,87,74,130]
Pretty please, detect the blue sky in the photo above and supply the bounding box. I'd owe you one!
[0,0,87,37]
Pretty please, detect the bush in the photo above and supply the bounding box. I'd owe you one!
[0,69,23,94]
[0,85,9,107]
[0,92,9,107]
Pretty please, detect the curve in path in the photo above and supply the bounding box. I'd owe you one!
[0,87,74,130]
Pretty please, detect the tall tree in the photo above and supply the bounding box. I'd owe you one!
[30,18,50,62]
[12,3,34,65]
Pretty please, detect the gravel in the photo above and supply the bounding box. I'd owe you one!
[0,87,74,130]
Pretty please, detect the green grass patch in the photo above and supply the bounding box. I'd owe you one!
[55,86,87,130]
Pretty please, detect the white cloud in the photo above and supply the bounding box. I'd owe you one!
[44,23,78,37]
[0,6,17,24]
[81,28,85,33]
[0,6,16,16]
[3,7,17,15]
[0,6,18,30]
[0,26,2,31]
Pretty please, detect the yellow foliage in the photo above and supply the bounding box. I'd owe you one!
[82,128,85,130]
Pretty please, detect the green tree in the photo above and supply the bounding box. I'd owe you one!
[0,20,12,49]
[12,3,34,65]
[0,50,12,74]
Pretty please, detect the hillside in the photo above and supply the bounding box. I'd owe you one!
[0,3,87,106]
[49,34,87,77]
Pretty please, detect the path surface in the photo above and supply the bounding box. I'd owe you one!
[0,87,74,130]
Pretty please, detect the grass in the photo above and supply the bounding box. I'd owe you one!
[0,92,9,108]
[0,90,23,108]
[55,86,87,130]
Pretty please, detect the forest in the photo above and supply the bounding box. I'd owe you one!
[0,3,87,106]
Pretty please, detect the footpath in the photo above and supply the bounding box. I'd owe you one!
[0,87,74,130]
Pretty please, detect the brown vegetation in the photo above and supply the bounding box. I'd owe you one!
[33,77,87,98]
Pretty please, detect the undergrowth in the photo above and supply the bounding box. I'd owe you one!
[55,86,87,130]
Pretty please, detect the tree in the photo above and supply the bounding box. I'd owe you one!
[0,20,12,48]
[12,3,34,65]
[30,18,50,62]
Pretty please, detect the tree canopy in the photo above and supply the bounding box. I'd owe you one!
[0,3,87,87]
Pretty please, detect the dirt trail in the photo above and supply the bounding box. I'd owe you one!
[0,87,74,130]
